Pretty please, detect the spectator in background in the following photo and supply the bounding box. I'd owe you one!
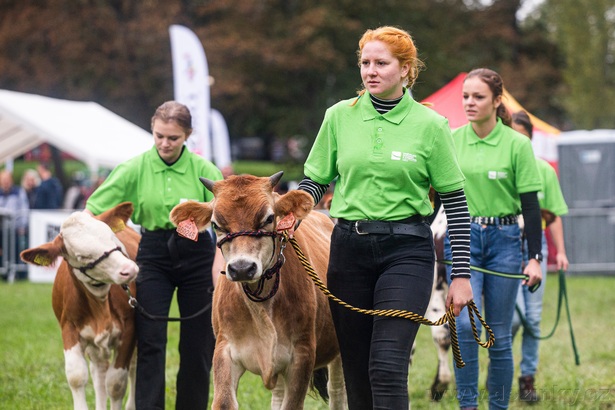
[33,162,63,209]
[511,110,569,403]
[0,170,30,280]
[220,165,235,179]
[63,171,89,210]
[21,169,40,208]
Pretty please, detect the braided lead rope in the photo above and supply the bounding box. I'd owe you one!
[514,269,580,365]
[285,232,494,368]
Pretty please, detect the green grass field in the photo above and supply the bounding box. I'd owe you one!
[1,274,614,409]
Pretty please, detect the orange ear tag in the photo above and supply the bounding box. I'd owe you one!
[177,218,199,241]
[277,212,296,232]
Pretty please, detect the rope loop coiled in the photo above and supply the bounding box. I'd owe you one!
[285,232,494,368]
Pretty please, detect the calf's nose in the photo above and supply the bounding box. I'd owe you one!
[119,261,139,279]
[227,260,257,282]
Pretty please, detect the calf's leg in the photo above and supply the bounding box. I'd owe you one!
[271,378,286,410]
[327,356,347,410]
[64,344,89,410]
[279,343,314,409]
[106,366,130,410]
[211,340,243,410]
[89,353,110,410]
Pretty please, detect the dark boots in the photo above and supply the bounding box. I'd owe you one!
[519,375,540,403]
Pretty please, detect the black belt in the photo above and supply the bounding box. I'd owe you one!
[337,215,430,237]
[471,215,519,225]
[141,228,176,237]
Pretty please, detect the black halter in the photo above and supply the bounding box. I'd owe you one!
[72,246,123,287]
[216,230,278,247]
[216,229,286,302]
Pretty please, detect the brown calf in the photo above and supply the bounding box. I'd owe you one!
[170,172,346,410]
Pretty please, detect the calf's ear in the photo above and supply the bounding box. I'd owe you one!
[97,202,135,232]
[274,190,313,220]
[170,201,213,231]
[20,235,65,267]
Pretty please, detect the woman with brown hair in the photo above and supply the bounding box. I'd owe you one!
[444,69,543,409]
[86,101,224,409]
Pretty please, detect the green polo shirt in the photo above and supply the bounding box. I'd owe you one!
[536,157,568,216]
[304,90,465,220]
[452,120,541,217]
[86,146,222,230]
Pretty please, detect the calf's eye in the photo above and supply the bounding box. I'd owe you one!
[259,215,275,229]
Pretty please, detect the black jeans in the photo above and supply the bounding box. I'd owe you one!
[327,222,435,410]
[135,229,215,410]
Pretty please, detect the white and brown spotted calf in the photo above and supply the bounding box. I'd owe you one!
[21,202,140,410]
[170,172,346,410]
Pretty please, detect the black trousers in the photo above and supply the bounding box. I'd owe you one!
[135,229,216,410]
[327,222,435,410]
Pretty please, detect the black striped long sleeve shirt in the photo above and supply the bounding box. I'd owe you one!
[298,177,471,279]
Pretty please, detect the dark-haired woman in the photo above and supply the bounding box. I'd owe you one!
[444,69,542,410]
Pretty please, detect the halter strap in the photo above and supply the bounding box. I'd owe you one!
[216,228,286,301]
[216,230,278,248]
[73,246,123,286]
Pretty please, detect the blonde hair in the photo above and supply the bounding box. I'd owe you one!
[21,168,40,189]
[356,26,425,98]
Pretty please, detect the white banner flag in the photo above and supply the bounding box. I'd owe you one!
[169,25,211,160]
[211,108,232,170]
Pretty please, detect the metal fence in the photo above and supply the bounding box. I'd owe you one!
[0,208,29,283]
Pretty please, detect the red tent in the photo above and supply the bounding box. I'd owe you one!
[421,72,560,169]
[421,73,469,129]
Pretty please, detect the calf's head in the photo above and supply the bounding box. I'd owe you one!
[21,205,139,286]
[170,171,313,283]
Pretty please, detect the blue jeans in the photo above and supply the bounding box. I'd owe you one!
[328,222,435,410]
[512,232,548,377]
[444,223,523,409]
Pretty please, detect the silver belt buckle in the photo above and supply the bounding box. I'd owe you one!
[354,220,369,235]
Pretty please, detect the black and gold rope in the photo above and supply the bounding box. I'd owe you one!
[284,232,495,368]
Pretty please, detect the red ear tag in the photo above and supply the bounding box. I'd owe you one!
[277,212,296,232]
[177,218,199,241]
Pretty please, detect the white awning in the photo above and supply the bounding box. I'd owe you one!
[0,89,152,172]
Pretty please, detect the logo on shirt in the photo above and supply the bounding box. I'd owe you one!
[488,171,508,179]
[391,151,417,162]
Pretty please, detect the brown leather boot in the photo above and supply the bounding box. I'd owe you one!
[519,375,540,402]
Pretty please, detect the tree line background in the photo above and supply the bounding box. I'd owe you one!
[0,0,613,152]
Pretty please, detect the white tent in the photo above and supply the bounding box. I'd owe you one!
[0,89,152,172]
